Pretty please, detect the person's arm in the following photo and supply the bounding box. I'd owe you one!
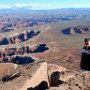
[82,47,90,54]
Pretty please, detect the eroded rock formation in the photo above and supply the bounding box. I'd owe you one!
[0,30,40,45]
[0,44,49,63]
[0,62,89,90]
[0,62,49,90]
[62,26,90,35]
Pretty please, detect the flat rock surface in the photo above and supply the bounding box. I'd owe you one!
[0,63,40,90]
[48,70,90,90]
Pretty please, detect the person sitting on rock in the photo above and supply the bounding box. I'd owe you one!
[80,38,90,70]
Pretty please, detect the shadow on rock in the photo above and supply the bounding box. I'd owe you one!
[11,56,35,64]
[62,28,71,35]
[27,81,48,90]
[50,71,63,87]
[31,44,49,53]
[27,31,40,39]
[0,38,9,45]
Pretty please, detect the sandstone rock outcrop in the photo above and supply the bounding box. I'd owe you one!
[0,62,90,90]
[0,44,48,63]
[47,71,90,90]
[70,28,76,34]
[0,62,49,90]
[0,30,40,45]
[62,26,90,35]
[0,62,68,90]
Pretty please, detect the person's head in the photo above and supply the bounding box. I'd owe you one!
[84,38,90,46]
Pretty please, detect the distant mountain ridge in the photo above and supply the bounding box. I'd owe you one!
[0,8,90,12]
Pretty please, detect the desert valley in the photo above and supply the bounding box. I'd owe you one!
[0,8,90,90]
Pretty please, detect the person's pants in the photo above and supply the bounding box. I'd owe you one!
[81,53,90,70]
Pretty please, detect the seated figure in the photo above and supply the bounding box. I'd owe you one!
[81,38,90,70]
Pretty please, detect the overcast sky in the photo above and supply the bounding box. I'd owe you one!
[0,0,90,9]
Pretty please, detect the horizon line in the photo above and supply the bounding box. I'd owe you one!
[0,7,90,10]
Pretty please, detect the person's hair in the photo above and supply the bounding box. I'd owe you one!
[84,38,90,42]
